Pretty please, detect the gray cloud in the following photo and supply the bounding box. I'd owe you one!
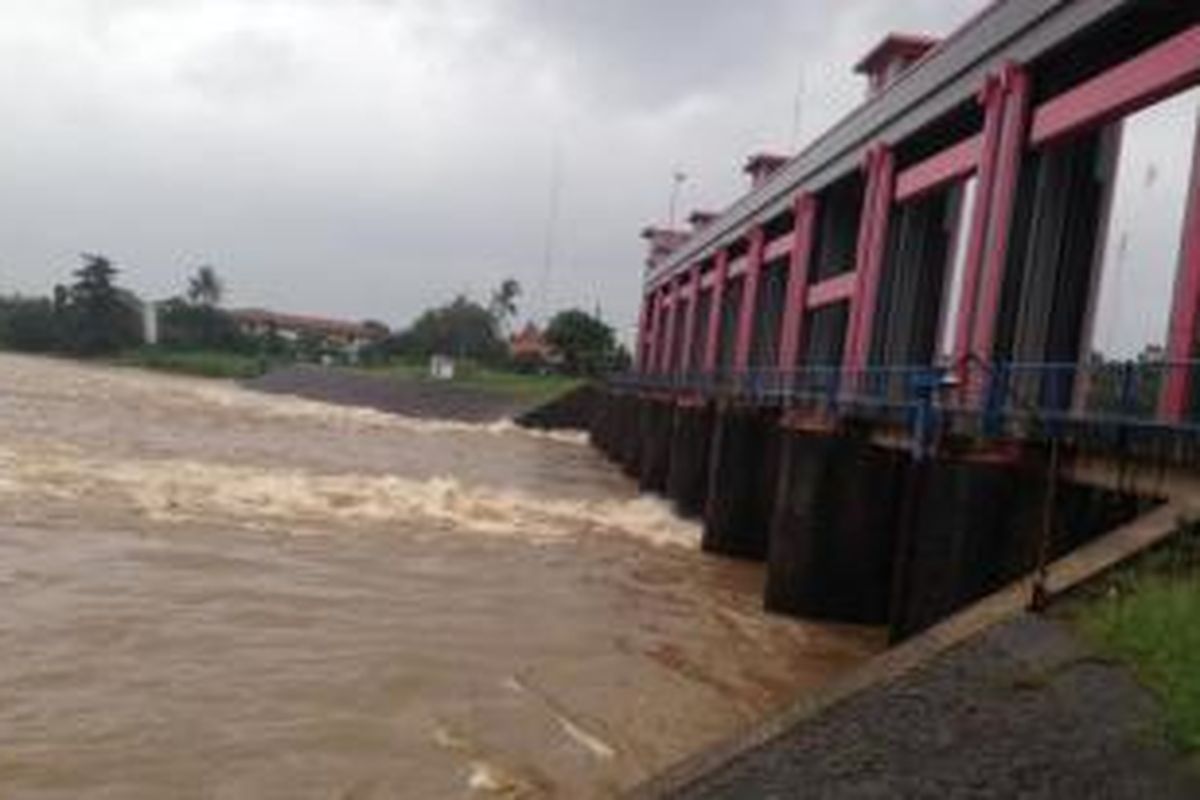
[493,0,809,109]
[178,30,305,102]
[0,0,988,341]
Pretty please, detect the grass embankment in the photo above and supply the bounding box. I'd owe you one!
[363,360,585,406]
[114,348,585,405]
[1069,522,1200,753]
[113,347,269,380]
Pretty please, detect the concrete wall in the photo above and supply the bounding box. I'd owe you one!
[591,389,1155,640]
[516,385,600,431]
[766,428,907,625]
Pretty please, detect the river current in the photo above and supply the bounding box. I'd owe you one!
[0,353,884,798]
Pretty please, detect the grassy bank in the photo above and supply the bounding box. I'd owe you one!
[113,347,269,380]
[361,360,585,406]
[111,348,585,405]
[1068,522,1200,753]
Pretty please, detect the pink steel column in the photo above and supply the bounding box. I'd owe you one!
[733,227,767,372]
[845,145,896,371]
[679,263,703,375]
[641,291,658,373]
[843,155,881,369]
[703,249,730,373]
[778,194,818,370]
[1161,117,1200,420]
[969,63,1032,363]
[634,296,649,371]
[952,72,1007,368]
[650,288,668,373]
[657,283,679,374]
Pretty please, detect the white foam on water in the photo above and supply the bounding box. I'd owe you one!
[467,761,531,796]
[504,675,616,762]
[0,353,588,447]
[181,381,589,445]
[4,446,698,548]
[433,722,538,798]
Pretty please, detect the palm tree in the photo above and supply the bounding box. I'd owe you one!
[489,278,521,332]
[187,265,224,307]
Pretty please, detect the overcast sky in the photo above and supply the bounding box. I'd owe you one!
[1,0,993,338]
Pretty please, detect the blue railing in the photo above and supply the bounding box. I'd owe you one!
[608,359,1200,440]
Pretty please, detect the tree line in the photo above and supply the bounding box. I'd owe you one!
[0,255,258,357]
[366,278,629,376]
[0,255,628,376]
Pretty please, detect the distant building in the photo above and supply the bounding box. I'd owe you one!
[231,308,387,358]
[429,354,457,380]
[509,322,560,370]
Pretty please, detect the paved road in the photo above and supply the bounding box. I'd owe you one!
[669,616,1199,799]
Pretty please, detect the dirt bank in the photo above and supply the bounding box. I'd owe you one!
[244,365,532,422]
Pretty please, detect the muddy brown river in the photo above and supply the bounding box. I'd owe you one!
[0,354,883,799]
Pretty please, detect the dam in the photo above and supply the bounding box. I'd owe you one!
[598,0,1200,643]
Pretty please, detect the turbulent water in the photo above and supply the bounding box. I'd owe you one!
[0,354,884,799]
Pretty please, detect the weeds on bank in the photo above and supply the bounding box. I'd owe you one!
[113,347,269,379]
[1072,521,1200,752]
[359,359,584,405]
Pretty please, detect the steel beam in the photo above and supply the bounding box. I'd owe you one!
[894,134,981,203]
[661,281,681,373]
[807,272,856,310]
[680,264,703,374]
[1162,116,1200,420]
[952,72,1008,366]
[970,63,1032,363]
[703,249,730,373]
[847,146,897,371]
[734,228,767,371]
[764,236,794,264]
[778,194,818,370]
[641,292,659,373]
[1031,24,1200,147]
[635,296,650,371]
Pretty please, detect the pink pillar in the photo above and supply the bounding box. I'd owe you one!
[657,284,678,373]
[640,292,658,373]
[843,157,880,369]
[778,194,818,370]
[952,72,1008,367]
[1161,116,1200,421]
[845,145,896,371]
[679,264,703,375]
[733,227,767,372]
[703,249,730,373]
[650,289,666,373]
[634,296,648,371]
[969,63,1032,363]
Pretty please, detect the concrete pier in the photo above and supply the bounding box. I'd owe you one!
[887,455,1042,639]
[765,428,906,624]
[588,389,1159,642]
[617,393,644,478]
[638,398,674,494]
[665,401,713,518]
[888,448,1156,639]
[701,405,779,561]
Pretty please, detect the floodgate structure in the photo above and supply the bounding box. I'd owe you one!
[591,0,1200,640]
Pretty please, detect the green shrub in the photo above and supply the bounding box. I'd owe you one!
[0,296,62,352]
[116,347,267,379]
[1074,523,1200,751]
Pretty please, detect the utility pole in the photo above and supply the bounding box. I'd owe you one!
[790,64,807,150]
[668,170,687,229]
[538,140,564,323]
